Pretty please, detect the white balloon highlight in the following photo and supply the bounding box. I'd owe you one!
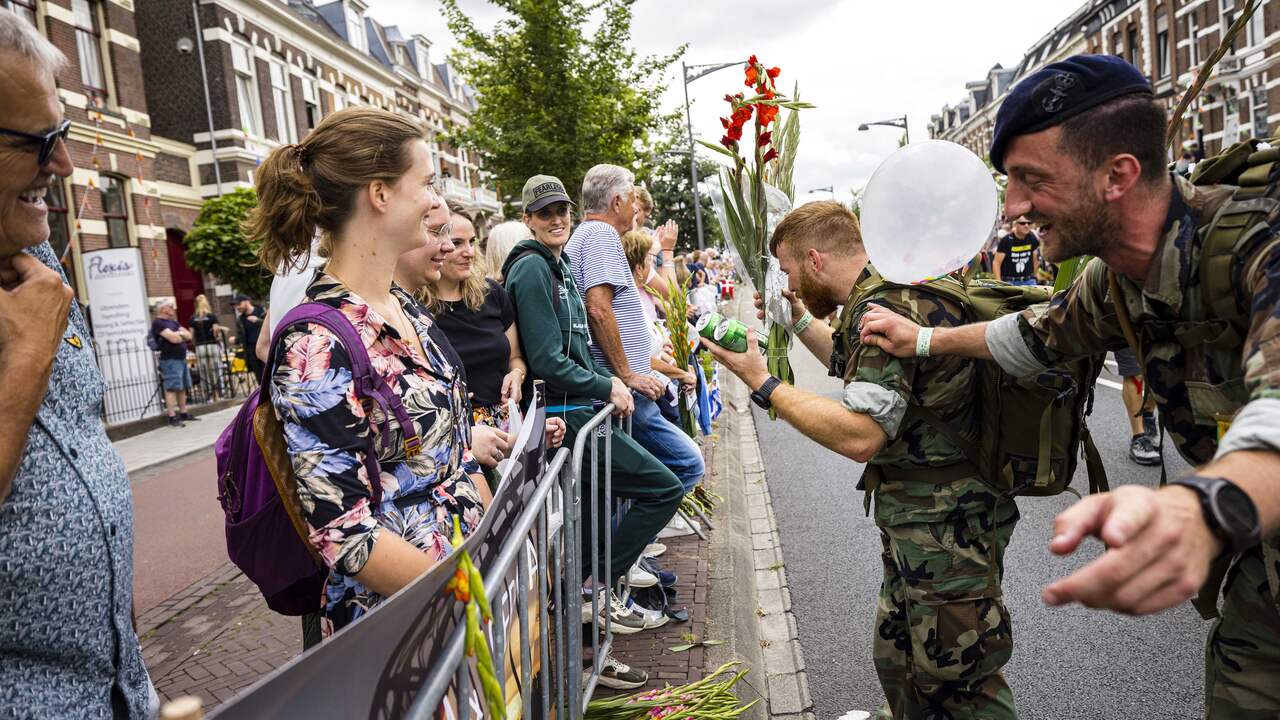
[860,140,998,284]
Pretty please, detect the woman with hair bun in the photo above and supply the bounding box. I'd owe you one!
[247,108,488,637]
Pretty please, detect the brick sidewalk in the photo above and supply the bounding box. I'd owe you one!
[140,438,721,710]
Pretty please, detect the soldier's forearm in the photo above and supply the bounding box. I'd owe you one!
[796,317,835,364]
[931,323,995,361]
[767,382,888,463]
[1199,449,1280,538]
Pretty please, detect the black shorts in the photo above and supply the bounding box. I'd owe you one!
[1113,348,1141,378]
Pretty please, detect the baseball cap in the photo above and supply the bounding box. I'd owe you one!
[521,175,574,213]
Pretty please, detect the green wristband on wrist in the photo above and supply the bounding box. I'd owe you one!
[791,310,814,334]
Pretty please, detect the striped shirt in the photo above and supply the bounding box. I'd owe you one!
[565,220,653,376]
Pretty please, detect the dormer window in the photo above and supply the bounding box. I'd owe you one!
[346,8,365,52]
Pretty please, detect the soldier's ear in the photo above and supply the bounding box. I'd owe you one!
[807,247,823,272]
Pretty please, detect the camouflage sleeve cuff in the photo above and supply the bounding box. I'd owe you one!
[1214,398,1280,459]
[986,313,1049,378]
[842,381,908,439]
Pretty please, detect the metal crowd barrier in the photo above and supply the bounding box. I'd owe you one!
[92,337,254,425]
[412,403,623,719]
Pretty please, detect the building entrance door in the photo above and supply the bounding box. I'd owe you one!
[166,229,203,324]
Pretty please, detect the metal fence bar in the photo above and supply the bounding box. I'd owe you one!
[411,446,571,717]
[538,504,553,719]
[92,337,253,426]
[516,542,532,719]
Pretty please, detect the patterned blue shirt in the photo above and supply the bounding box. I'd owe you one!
[0,242,150,718]
[564,220,653,376]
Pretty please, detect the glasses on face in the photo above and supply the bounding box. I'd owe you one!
[428,223,453,241]
[0,119,71,166]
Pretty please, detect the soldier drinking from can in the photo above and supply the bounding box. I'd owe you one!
[705,200,1019,719]
[860,54,1280,717]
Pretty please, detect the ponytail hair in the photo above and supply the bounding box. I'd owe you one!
[247,107,427,273]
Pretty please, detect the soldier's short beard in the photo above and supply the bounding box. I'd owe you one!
[1039,183,1119,263]
[796,265,838,319]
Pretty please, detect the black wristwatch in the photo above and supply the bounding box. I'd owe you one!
[1170,475,1261,556]
[750,376,782,410]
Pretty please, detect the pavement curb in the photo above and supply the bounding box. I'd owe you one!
[707,364,815,720]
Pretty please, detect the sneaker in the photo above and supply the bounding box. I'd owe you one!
[600,591,647,635]
[1129,434,1160,466]
[624,593,669,630]
[638,556,677,588]
[179,412,201,422]
[1142,412,1157,440]
[166,415,184,428]
[626,563,659,588]
[657,514,700,539]
[586,653,647,690]
[643,542,668,558]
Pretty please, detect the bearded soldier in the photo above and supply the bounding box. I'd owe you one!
[862,54,1280,717]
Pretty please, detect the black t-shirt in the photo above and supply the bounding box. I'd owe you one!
[151,318,187,360]
[238,305,265,348]
[432,279,515,407]
[997,232,1040,281]
[191,312,219,344]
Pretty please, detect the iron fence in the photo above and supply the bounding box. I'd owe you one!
[91,338,257,425]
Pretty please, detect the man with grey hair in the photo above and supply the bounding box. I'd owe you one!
[0,9,154,717]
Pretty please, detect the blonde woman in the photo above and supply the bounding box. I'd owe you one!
[189,294,228,398]
[420,208,527,432]
[483,220,533,282]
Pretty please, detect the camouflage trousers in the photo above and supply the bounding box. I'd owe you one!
[1205,543,1280,719]
[872,500,1019,720]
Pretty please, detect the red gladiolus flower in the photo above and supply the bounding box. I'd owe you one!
[762,148,778,163]
[745,66,759,86]
[748,54,758,66]
[727,124,744,142]
[720,135,735,149]
[720,117,730,128]
[767,67,780,79]
[758,131,772,146]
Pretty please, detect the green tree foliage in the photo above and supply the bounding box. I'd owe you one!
[442,0,684,206]
[182,188,271,300]
[640,148,722,253]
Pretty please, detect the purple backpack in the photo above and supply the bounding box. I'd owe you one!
[215,302,421,616]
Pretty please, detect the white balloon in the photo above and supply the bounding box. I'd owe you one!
[861,140,998,285]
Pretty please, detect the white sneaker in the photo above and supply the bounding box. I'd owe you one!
[624,593,669,630]
[643,542,668,558]
[586,653,648,689]
[601,591,646,635]
[657,514,700,539]
[626,563,658,588]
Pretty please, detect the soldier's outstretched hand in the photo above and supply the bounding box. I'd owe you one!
[859,304,921,358]
[1042,484,1221,615]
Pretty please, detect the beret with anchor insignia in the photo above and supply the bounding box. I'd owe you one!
[989,54,1153,174]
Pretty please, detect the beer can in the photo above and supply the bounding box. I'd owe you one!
[694,312,724,341]
[713,318,750,353]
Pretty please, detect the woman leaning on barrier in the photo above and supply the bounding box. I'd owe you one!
[246,107,491,639]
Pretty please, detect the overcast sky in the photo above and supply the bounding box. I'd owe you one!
[369,0,1086,209]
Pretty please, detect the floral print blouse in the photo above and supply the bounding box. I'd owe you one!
[268,274,484,634]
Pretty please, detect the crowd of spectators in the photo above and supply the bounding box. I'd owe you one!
[0,9,740,708]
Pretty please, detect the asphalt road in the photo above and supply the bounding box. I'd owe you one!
[756,341,1211,720]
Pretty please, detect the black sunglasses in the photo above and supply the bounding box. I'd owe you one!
[0,119,71,166]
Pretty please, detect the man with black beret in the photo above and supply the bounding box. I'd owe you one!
[861,53,1280,717]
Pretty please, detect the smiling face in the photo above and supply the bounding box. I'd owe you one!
[441,212,477,284]
[395,201,453,292]
[524,201,573,253]
[380,139,442,258]
[1002,127,1118,263]
[0,51,74,256]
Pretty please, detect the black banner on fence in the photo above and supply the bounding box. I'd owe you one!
[213,397,549,719]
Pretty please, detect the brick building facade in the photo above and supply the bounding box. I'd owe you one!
[4,0,202,313]
[930,0,1280,164]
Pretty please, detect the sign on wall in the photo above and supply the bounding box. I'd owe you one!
[82,247,161,423]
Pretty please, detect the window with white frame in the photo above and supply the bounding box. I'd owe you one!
[231,43,262,135]
[1248,3,1266,46]
[333,85,347,111]
[71,0,107,100]
[101,175,131,249]
[1188,13,1200,69]
[346,9,365,52]
[269,61,296,143]
[1253,86,1269,136]
[302,76,320,130]
[2,0,36,25]
[1157,14,1171,78]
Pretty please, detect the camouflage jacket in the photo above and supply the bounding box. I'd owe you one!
[986,173,1280,467]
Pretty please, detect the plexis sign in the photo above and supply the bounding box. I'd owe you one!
[82,247,161,422]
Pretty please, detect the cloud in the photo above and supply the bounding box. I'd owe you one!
[369,0,1085,206]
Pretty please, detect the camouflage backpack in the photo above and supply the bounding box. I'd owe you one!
[852,275,1109,498]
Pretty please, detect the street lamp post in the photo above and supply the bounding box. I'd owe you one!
[190,0,222,196]
[858,115,910,145]
[682,60,744,250]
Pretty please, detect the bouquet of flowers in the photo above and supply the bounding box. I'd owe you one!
[700,56,812,410]
[649,278,698,439]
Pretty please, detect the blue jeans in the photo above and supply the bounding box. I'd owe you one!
[630,393,704,493]
[1005,278,1037,286]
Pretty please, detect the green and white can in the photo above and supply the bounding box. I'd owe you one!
[694,312,725,341]
[713,318,750,353]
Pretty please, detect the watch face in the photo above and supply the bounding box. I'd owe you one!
[1212,482,1260,537]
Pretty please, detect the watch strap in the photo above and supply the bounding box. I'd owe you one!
[751,376,782,409]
